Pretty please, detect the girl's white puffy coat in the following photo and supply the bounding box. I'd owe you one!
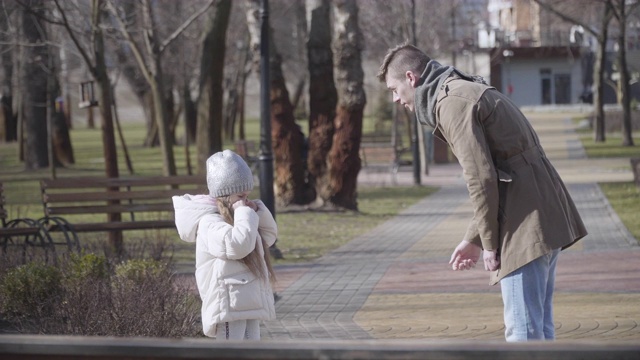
[172,194,277,337]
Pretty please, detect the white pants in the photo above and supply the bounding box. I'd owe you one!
[216,320,261,340]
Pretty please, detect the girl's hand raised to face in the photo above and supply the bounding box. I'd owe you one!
[245,199,258,212]
[231,199,257,212]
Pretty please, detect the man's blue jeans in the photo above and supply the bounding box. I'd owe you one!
[500,248,560,342]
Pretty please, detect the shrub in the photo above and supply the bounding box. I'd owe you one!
[114,258,165,285]
[110,258,200,337]
[0,247,200,337]
[67,253,110,280]
[57,253,112,335]
[0,261,62,324]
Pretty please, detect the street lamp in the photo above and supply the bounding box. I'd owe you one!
[503,49,514,97]
[259,0,275,219]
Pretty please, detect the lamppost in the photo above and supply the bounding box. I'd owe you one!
[259,0,275,218]
[503,49,514,97]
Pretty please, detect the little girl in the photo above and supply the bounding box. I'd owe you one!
[173,149,277,340]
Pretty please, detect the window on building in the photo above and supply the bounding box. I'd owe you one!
[540,69,571,105]
[554,74,571,104]
[541,69,552,105]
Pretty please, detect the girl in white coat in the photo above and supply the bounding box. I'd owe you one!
[173,150,277,340]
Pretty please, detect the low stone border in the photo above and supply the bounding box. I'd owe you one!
[1,334,639,360]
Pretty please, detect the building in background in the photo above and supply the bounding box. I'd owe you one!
[476,0,639,107]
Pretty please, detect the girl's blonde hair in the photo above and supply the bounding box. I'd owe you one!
[217,197,276,283]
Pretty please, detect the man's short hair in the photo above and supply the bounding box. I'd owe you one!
[377,44,431,83]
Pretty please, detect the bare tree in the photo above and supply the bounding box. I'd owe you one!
[108,1,153,145]
[306,0,336,205]
[327,0,366,210]
[21,0,49,169]
[534,0,616,143]
[6,1,74,168]
[50,0,120,180]
[611,0,638,146]
[195,0,232,176]
[46,0,123,251]
[106,0,214,176]
[245,0,312,207]
[0,0,18,143]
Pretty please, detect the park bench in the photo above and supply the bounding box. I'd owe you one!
[359,134,409,184]
[39,175,206,246]
[0,182,60,262]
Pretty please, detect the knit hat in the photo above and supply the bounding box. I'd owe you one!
[206,150,254,197]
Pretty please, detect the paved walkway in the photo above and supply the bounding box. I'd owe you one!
[263,112,640,343]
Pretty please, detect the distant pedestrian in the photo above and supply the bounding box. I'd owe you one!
[378,44,587,342]
[173,149,277,340]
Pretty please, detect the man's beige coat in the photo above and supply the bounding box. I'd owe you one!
[430,76,587,285]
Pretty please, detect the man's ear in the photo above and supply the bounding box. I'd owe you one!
[406,71,417,87]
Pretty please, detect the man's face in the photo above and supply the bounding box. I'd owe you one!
[386,71,417,112]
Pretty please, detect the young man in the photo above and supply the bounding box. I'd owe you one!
[378,44,587,342]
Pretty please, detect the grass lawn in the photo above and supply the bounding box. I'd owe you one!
[598,182,640,242]
[274,185,436,263]
[579,133,640,159]
[0,119,436,267]
[577,130,640,243]
[2,114,637,265]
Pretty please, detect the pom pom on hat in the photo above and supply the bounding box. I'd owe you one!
[206,150,254,197]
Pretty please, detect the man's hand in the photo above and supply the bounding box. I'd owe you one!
[449,240,481,271]
[483,249,500,271]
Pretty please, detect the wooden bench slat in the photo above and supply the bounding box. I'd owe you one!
[0,227,42,237]
[49,220,176,232]
[46,203,174,216]
[1,182,45,244]
[41,175,205,189]
[44,189,198,203]
[36,175,209,239]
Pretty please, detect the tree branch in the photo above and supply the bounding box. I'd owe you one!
[159,0,216,54]
[53,0,96,77]
[104,0,154,84]
[532,0,604,37]
[16,0,65,26]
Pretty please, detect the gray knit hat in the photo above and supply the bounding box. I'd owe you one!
[206,150,254,197]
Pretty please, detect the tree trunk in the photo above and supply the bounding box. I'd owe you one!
[183,83,197,145]
[593,2,612,143]
[150,72,177,176]
[144,85,178,147]
[245,0,312,206]
[616,0,634,147]
[93,0,122,253]
[328,0,365,210]
[93,0,119,179]
[531,0,612,143]
[114,0,152,146]
[145,88,177,148]
[306,0,337,204]
[224,40,250,141]
[142,92,156,146]
[141,0,176,177]
[0,3,17,143]
[292,0,307,117]
[196,0,231,175]
[51,77,74,166]
[21,0,49,170]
